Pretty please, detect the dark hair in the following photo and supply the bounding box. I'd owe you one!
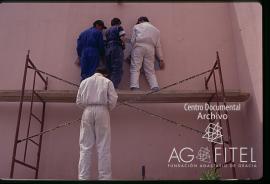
[93,20,106,28]
[95,67,109,75]
[111,18,121,26]
[137,16,149,24]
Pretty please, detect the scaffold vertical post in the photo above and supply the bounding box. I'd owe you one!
[10,50,30,178]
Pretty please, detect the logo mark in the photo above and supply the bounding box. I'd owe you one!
[202,123,223,144]
[196,147,211,163]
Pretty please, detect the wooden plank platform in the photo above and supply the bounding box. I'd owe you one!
[0,90,249,103]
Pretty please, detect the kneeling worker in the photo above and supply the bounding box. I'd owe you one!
[76,67,118,180]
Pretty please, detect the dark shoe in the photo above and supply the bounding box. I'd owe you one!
[151,87,160,92]
[130,87,140,91]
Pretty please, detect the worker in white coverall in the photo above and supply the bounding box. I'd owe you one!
[76,67,118,180]
[130,16,165,91]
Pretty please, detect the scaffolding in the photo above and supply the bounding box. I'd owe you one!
[8,51,248,179]
[204,53,236,178]
[10,51,48,178]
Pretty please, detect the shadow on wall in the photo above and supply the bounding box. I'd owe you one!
[229,3,262,179]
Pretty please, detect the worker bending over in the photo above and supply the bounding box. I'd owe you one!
[130,16,165,91]
[105,18,126,89]
[76,67,118,180]
[77,20,107,81]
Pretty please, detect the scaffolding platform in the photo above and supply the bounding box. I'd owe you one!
[0,90,249,103]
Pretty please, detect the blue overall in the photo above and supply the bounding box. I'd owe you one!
[105,26,125,88]
[77,27,105,81]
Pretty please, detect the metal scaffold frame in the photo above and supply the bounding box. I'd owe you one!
[204,52,236,178]
[10,51,48,179]
[9,51,237,179]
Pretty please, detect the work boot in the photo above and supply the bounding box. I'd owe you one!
[130,87,140,91]
[151,87,160,92]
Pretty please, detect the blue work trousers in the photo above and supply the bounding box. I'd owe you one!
[105,44,123,88]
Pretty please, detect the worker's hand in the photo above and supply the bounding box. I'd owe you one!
[159,60,165,70]
[75,57,80,66]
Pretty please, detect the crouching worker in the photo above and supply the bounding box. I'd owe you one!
[105,18,126,89]
[76,67,118,180]
[130,16,165,91]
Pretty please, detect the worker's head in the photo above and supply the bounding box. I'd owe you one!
[95,67,109,77]
[137,16,149,24]
[111,18,121,26]
[93,20,107,30]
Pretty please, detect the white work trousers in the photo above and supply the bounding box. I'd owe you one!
[78,105,111,180]
[130,45,159,89]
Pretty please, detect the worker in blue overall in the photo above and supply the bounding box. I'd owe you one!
[105,18,126,89]
[77,20,107,81]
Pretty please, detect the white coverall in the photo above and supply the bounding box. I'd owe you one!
[130,22,164,89]
[76,73,118,180]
